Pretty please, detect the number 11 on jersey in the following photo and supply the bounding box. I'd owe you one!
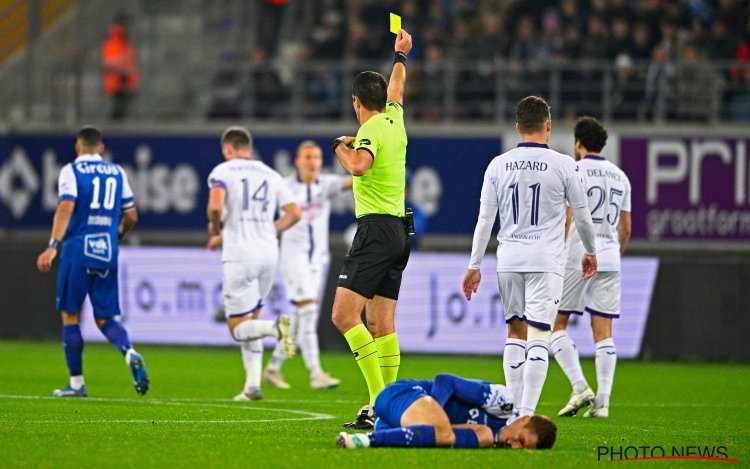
[508,182,541,226]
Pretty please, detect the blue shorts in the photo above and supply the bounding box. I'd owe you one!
[373,379,430,431]
[56,259,119,319]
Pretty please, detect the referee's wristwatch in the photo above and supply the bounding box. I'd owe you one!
[48,238,60,250]
[331,137,344,153]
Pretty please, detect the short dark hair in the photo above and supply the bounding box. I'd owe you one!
[352,71,387,111]
[516,96,551,134]
[528,415,557,449]
[221,126,252,150]
[77,126,103,149]
[574,116,608,153]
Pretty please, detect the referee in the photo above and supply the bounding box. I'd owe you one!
[331,29,412,430]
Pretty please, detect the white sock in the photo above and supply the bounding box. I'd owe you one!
[241,339,264,391]
[266,313,299,373]
[296,303,323,377]
[232,319,277,341]
[551,330,588,394]
[503,339,526,404]
[519,339,549,416]
[594,338,617,408]
[70,375,85,389]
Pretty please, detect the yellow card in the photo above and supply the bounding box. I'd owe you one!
[390,13,401,34]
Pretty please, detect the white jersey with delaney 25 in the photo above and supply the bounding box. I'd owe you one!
[566,157,632,272]
[479,143,589,275]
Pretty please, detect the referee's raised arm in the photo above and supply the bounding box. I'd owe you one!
[387,29,412,105]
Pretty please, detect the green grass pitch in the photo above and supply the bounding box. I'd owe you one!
[1,341,748,467]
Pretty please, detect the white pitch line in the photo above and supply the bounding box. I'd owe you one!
[0,394,336,424]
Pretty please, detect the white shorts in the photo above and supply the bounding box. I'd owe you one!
[497,272,564,330]
[281,260,323,303]
[558,270,621,318]
[222,260,276,317]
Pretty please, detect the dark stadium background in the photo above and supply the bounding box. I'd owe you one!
[1,0,749,361]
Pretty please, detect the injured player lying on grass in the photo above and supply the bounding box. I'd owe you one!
[337,373,556,449]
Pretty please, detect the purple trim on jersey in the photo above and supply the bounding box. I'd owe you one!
[585,306,619,318]
[306,184,315,262]
[296,172,319,184]
[558,309,584,316]
[505,315,523,324]
[584,155,606,161]
[227,300,264,318]
[59,194,77,202]
[211,180,227,190]
[523,316,552,330]
[505,341,526,350]
[516,142,549,149]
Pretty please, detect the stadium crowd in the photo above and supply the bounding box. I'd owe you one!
[206,0,750,122]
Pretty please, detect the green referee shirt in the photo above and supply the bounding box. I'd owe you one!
[353,101,407,218]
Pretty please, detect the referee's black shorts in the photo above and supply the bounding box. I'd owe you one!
[337,214,411,300]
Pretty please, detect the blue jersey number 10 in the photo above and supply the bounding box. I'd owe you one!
[89,177,117,210]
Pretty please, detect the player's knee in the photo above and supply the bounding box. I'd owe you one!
[61,311,80,325]
[474,426,495,448]
[434,425,456,447]
[331,308,357,333]
[553,314,569,331]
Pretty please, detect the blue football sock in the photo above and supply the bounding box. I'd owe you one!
[369,425,437,448]
[100,320,132,356]
[452,428,480,448]
[62,324,84,376]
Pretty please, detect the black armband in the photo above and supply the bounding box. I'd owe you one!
[394,51,407,65]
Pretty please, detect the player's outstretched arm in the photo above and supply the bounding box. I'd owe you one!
[463,202,496,300]
[119,208,138,239]
[386,29,412,105]
[275,202,301,234]
[451,424,495,448]
[618,211,631,255]
[333,136,372,176]
[37,199,75,273]
[571,205,598,279]
[207,187,226,235]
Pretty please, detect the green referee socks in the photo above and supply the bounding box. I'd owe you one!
[375,333,400,386]
[344,324,385,406]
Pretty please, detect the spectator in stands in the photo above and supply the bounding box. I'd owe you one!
[611,53,644,120]
[582,15,610,59]
[630,22,654,60]
[608,17,633,58]
[640,45,675,120]
[411,43,445,121]
[101,20,138,120]
[673,43,715,121]
[249,47,288,119]
[729,39,750,120]
[258,0,289,57]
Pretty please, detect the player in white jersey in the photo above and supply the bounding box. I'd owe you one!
[206,126,301,401]
[462,96,599,417]
[263,140,353,390]
[552,117,632,419]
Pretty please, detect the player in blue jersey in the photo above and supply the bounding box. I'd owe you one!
[37,126,148,398]
[336,373,557,450]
